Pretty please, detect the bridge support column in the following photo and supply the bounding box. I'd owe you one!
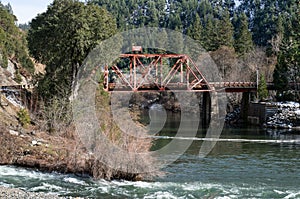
[241,92,250,122]
[202,92,211,128]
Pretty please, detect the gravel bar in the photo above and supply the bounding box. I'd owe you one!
[0,186,83,199]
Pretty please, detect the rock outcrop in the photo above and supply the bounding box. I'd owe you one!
[0,60,30,86]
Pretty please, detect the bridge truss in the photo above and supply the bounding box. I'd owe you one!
[104,54,212,92]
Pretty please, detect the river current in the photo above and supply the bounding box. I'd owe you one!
[0,112,299,198]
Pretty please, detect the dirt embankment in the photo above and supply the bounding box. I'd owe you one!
[0,60,157,181]
[0,124,92,177]
[0,88,155,181]
[0,123,148,181]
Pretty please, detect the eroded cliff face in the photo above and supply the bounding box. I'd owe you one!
[0,58,36,129]
[0,59,32,86]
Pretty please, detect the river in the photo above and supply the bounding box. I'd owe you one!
[0,112,300,198]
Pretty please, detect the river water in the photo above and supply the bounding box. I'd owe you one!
[0,112,300,198]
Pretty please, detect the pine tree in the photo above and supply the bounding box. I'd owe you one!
[4,2,13,14]
[146,1,159,27]
[273,52,289,98]
[186,13,203,45]
[198,0,213,19]
[216,9,234,48]
[276,14,284,38]
[202,14,216,51]
[168,13,182,30]
[258,74,268,101]
[234,12,253,54]
[224,0,235,16]
[252,0,278,46]
[273,2,300,99]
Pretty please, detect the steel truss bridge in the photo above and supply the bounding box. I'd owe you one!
[103,53,258,93]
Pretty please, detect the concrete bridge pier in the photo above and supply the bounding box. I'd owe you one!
[202,92,211,128]
[241,92,251,122]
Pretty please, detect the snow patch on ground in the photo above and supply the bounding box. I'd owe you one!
[266,102,300,129]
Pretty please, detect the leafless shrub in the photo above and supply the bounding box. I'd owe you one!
[270,34,283,54]
[210,46,238,82]
[37,96,73,135]
[88,90,159,180]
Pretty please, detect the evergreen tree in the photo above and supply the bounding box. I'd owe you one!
[273,52,289,97]
[224,0,235,16]
[258,74,268,100]
[252,0,279,46]
[198,0,213,19]
[234,12,253,54]
[4,2,13,14]
[146,0,159,27]
[273,2,300,99]
[276,14,284,38]
[202,14,216,51]
[28,0,117,99]
[168,12,182,30]
[216,9,234,48]
[186,13,203,45]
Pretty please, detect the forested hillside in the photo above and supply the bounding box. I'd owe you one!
[1,0,299,99]
[91,0,296,50]
[0,2,34,74]
[91,0,299,100]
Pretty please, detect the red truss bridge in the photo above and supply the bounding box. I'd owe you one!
[103,53,258,93]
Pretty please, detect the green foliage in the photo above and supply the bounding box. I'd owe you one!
[86,0,300,99]
[258,74,268,101]
[217,10,234,48]
[234,12,253,54]
[28,0,117,100]
[273,3,299,99]
[0,2,34,72]
[186,13,203,46]
[202,14,217,51]
[239,0,298,48]
[273,53,289,94]
[14,72,22,83]
[17,108,31,127]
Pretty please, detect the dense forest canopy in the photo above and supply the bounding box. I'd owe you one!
[90,0,298,50]
[89,0,299,99]
[1,0,299,100]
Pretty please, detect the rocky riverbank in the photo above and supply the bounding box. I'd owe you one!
[266,102,300,129]
[0,186,75,199]
[0,186,82,199]
[0,125,93,178]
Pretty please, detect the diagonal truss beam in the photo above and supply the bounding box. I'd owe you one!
[105,54,212,92]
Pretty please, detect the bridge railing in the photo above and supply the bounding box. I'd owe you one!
[209,82,257,88]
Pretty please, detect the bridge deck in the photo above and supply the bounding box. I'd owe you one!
[106,82,258,92]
